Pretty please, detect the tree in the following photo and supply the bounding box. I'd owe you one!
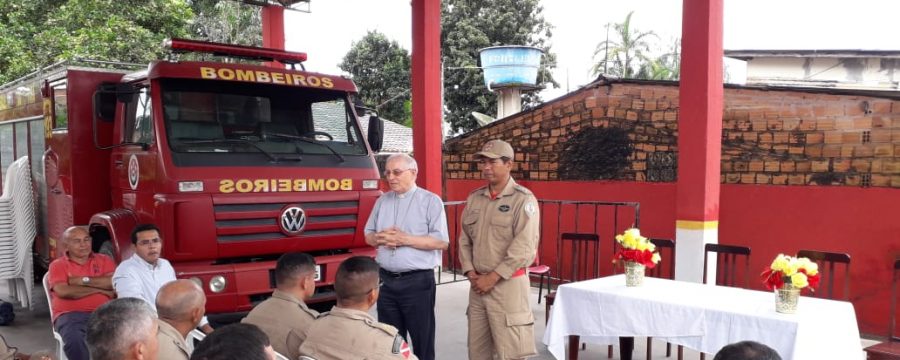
[442,0,558,133]
[591,11,658,78]
[0,0,193,84]
[637,38,681,80]
[339,31,411,125]
[189,0,261,47]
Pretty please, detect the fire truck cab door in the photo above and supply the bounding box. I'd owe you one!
[112,85,157,207]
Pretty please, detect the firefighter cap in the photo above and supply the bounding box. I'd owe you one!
[475,139,514,160]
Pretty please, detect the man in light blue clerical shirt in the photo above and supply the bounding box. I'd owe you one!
[364,153,449,360]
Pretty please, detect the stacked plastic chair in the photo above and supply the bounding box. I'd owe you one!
[0,157,36,310]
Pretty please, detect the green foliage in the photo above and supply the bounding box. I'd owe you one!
[339,30,411,125]
[636,38,681,81]
[0,0,192,84]
[189,0,261,47]
[591,11,659,79]
[442,0,557,133]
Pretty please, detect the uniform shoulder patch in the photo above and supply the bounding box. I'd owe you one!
[514,185,533,195]
[524,201,538,217]
[392,335,411,359]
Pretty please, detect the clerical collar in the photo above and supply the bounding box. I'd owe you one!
[396,185,418,199]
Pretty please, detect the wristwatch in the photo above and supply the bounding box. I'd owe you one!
[82,276,91,285]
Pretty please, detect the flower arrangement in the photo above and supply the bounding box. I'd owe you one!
[613,228,661,268]
[761,254,820,291]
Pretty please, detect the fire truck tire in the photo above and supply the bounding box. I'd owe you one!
[98,241,116,260]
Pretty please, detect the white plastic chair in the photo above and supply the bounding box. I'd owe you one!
[1,157,36,309]
[42,273,67,360]
[186,328,206,353]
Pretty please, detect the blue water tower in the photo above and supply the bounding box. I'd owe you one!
[479,46,544,119]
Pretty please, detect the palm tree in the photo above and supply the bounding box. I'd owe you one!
[591,11,658,78]
[637,38,681,80]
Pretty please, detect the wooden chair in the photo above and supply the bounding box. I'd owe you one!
[682,243,750,360]
[796,249,851,300]
[864,258,900,360]
[703,243,751,288]
[645,238,675,359]
[545,233,601,323]
[544,233,601,356]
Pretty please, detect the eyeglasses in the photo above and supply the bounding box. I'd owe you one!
[383,168,411,177]
[136,238,161,246]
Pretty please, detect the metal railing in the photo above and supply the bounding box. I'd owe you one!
[438,199,640,286]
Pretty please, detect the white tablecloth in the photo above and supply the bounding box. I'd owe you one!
[542,275,862,360]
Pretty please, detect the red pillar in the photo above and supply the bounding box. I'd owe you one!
[261,5,285,68]
[411,0,443,197]
[674,0,724,282]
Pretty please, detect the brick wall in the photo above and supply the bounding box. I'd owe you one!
[443,79,900,188]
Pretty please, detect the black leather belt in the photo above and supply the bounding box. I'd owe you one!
[380,268,432,278]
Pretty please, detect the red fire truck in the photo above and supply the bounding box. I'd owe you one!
[0,39,383,314]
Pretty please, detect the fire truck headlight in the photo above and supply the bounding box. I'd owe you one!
[178,181,204,192]
[209,275,227,293]
[362,180,379,189]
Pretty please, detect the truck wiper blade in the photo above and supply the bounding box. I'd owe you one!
[176,139,301,162]
[267,133,345,163]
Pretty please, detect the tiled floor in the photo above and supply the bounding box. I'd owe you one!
[0,275,878,359]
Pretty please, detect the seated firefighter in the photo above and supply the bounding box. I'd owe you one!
[242,253,320,359]
[299,256,417,360]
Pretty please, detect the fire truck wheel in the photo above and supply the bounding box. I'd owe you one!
[98,241,116,259]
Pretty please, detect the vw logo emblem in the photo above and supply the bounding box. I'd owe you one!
[279,206,307,235]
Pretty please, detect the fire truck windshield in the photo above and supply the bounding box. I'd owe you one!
[160,79,367,166]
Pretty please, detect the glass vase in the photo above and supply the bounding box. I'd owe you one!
[775,284,800,314]
[624,261,645,287]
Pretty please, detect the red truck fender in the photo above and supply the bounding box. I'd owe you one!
[89,209,139,263]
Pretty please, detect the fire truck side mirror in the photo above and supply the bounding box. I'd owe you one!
[367,115,383,153]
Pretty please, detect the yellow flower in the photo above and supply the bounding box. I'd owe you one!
[790,272,809,288]
[623,237,638,249]
[646,242,656,252]
[651,252,661,264]
[785,257,802,276]
[770,254,790,272]
[796,257,818,276]
[635,241,649,251]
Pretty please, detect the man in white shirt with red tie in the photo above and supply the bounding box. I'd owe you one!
[113,223,213,333]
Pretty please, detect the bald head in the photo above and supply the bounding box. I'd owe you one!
[156,280,205,322]
[63,226,92,260]
[63,226,89,240]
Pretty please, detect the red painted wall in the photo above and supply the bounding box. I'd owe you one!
[445,179,898,336]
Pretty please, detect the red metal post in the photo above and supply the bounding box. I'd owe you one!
[261,5,285,68]
[411,0,443,197]
[674,0,724,282]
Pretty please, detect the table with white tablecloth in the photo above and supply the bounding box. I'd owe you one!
[542,275,862,360]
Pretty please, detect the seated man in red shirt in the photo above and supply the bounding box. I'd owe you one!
[48,226,117,360]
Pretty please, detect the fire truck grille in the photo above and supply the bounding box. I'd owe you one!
[214,201,358,242]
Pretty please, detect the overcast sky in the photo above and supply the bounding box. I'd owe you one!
[285,0,900,101]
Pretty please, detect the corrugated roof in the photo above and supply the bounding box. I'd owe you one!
[359,117,413,154]
[725,49,900,60]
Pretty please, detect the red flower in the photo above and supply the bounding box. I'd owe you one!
[614,249,657,269]
[760,269,784,291]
